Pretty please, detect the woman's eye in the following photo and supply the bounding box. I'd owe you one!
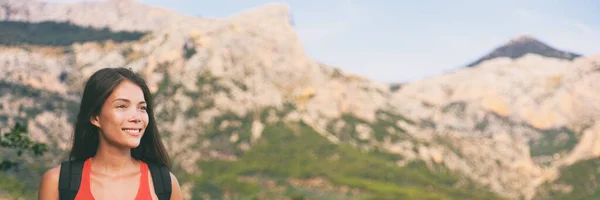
[140,106,147,111]
[117,105,126,108]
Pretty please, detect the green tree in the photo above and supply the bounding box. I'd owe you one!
[0,123,49,171]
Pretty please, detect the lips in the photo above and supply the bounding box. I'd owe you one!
[122,128,143,136]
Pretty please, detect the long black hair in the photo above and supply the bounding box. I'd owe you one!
[69,67,170,169]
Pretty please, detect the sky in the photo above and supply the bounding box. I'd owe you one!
[44,0,600,83]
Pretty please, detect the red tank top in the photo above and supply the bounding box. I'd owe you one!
[74,158,153,200]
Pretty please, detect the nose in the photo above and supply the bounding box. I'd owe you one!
[128,112,143,123]
[129,115,141,123]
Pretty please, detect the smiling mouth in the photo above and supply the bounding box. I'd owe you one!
[122,128,142,135]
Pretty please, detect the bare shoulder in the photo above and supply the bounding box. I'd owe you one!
[169,172,182,200]
[169,172,180,186]
[41,165,61,186]
[38,165,61,200]
[147,167,183,200]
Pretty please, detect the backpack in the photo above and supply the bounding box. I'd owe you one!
[57,160,172,200]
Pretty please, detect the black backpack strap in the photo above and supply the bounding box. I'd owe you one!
[58,160,84,200]
[148,163,172,200]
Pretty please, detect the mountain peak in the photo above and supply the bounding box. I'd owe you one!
[466,34,582,67]
[229,3,291,23]
[506,34,537,45]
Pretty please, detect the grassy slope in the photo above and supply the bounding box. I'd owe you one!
[190,121,502,200]
[534,157,600,200]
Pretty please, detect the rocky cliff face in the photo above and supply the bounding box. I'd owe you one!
[392,53,600,199]
[1,0,599,199]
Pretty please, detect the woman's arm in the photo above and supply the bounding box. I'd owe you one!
[170,172,182,200]
[38,166,60,200]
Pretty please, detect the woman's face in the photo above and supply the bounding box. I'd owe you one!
[91,80,149,149]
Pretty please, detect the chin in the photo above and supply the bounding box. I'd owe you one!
[126,140,142,148]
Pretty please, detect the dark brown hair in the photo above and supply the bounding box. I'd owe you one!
[68,67,170,169]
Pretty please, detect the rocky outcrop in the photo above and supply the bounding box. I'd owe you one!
[391,52,600,199]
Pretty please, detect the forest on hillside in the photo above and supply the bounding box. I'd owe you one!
[0,20,146,46]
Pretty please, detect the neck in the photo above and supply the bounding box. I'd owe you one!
[92,137,137,174]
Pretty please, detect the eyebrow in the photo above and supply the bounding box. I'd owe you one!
[112,98,146,104]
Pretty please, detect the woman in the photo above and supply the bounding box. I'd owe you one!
[38,68,182,200]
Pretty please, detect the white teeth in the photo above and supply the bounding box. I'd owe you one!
[123,129,140,133]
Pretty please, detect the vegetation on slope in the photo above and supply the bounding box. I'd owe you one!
[0,21,146,46]
[475,112,580,163]
[0,82,77,199]
[189,121,502,200]
[534,157,600,200]
[0,81,80,124]
[529,127,579,158]
[0,122,50,199]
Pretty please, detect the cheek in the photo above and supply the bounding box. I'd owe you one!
[143,113,150,126]
[99,110,125,131]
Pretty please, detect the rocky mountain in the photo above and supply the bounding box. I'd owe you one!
[0,0,207,32]
[465,35,582,67]
[394,52,600,199]
[1,0,600,200]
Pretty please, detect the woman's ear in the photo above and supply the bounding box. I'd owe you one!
[90,115,101,128]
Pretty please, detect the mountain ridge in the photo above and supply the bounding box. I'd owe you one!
[465,34,582,67]
[1,0,208,31]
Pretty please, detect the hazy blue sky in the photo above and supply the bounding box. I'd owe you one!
[45,0,600,83]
